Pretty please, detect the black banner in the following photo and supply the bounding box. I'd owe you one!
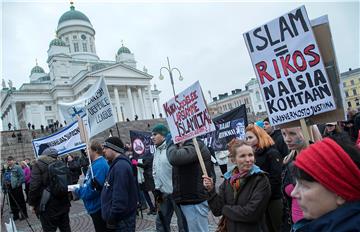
[202,104,248,151]
[129,130,155,158]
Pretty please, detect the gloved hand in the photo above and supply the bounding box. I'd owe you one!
[91,178,102,192]
[153,189,163,202]
[106,218,117,230]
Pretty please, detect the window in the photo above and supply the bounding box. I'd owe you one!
[256,91,260,101]
[90,44,94,52]
[228,103,232,109]
[65,37,69,43]
[247,107,251,113]
[74,43,79,52]
[351,80,355,85]
[353,89,357,96]
[73,35,77,39]
[259,105,262,110]
[45,106,52,111]
[47,119,54,125]
[82,43,87,52]
[348,101,352,107]
[345,91,349,97]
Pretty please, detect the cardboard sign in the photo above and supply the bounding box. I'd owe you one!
[244,6,336,126]
[163,81,216,144]
[32,120,86,157]
[59,76,116,137]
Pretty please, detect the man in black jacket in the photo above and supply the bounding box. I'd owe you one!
[263,117,289,159]
[167,138,215,232]
[29,148,71,232]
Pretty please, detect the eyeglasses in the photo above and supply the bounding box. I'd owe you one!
[325,124,336,127]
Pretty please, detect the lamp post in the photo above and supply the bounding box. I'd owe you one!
[159,57,183,97]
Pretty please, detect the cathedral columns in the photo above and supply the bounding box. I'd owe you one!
[127,87,135,120]
[114,87,123,122]
[137,87,147,119]
[155,98,162,117]
[147,85,155,118]
[11,103,19,129]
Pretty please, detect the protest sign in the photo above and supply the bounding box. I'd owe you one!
[163,81,216,144]
[32,120,86,157]
[244,6,336,126]
[202,105,248,151]
[130,130,155,159]
[59,76,116,137]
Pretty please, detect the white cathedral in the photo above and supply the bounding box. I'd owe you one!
[1,3,162,130]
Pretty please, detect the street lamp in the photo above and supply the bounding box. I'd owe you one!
[159,57,183,96]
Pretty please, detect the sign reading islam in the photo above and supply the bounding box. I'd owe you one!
[163,81,216,144]
[243,6,336,126]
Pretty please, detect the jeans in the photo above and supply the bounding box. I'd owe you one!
[180,201,209,232]
[156,194,187,232]
[107,211,136,232]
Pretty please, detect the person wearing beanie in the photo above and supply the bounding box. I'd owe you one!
[291,137,360,231]
[151,124,187,232]
[101,136,138,231]
[29,147,71,231]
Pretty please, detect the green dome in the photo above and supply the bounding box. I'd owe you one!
[58,5,91,25]
[31,65,45,75]
[117,46,131,55]
[49,38,66,47]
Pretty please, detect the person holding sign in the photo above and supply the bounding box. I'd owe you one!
[290,138,360,231]
[151,124,187,232]
[167,137,215,232]
[101,137,138,231]
[203,139,271,232]
[245,124,283,232]
[73,140,109,232]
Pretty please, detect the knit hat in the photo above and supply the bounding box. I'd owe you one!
[255,121,264,129]
[294,138,360,201]
[42,147,58,158]
[152,124,169,136]
[103,137,125,154]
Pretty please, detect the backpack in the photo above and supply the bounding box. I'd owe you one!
[46,160,71,198]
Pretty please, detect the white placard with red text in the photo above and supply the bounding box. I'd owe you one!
[243,5,336,126]
[163,81,216,144]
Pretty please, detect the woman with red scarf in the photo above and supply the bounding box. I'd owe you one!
[203,139,271,232]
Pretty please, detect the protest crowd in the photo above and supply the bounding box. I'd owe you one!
[1,5,360,232]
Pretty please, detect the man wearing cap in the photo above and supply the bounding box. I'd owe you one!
[101,136,138,231]
[2,156,28,221]
[263,117,289,159]
[29,148,71,231]
[151,124,187,232]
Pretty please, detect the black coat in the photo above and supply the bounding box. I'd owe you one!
[29,155,70,216]
[208,172,271,232]
[255,146,282,200]
[270,130,289,159]
[167,139,215,205]
[137,154,155,192]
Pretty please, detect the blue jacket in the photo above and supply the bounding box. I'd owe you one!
[101,154,138,222]
[2,164,25,189]
[75,156,109,214]
[292,201,360,232]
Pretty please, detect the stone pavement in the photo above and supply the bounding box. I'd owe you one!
[1,164,226,232]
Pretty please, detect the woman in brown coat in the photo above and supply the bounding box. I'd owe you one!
[203,139,271,232]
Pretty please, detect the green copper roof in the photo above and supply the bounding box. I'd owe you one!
[117,46,131,55]
[58,5,91,24]
[49,38,66,47]
[31,65,45,75]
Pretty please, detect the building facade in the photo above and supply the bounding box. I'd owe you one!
[1,3,162,130]
[207,78,267,121]
[341,68,360,112]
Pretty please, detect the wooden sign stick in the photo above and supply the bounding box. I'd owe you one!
[300,118,310,147]
[192,137,208,177]
[77,116,94,179]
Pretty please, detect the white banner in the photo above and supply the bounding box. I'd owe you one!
[163,81,216,144]
[32,120,86,158]
[243,6,336,126]
[58,76,116,137]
